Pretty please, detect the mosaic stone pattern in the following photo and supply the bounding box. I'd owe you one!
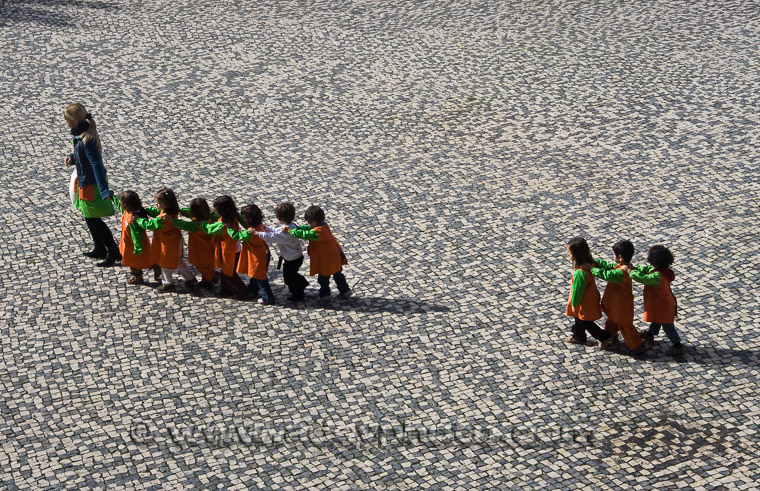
[1,0,759,488]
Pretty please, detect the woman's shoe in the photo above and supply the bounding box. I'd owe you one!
[96,251,122,267]
[84,248,107,259]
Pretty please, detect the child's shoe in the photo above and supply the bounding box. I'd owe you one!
[665,344,685,356]
[126,275,144,285]
[185,278,198,288]
[286,294,305,302]
[152,265,162,281]
[565,336,585,345]
[318,294,332,302]
[257,298,275,306]
[598,335,615,350]
[199,281,213,290]
[338,289,353,299]
[640,330,654,346]
[156,283,175,293]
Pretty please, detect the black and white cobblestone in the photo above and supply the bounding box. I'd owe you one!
[1,0,759,488]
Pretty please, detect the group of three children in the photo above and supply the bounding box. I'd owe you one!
[114,187,352,305]
[565,237,684,356]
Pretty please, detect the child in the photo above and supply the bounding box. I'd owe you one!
[183,198,223,289]
[212,195,249,300]
[230,204,275,305]
[591,240,645,352]
[565,237,613,348]
[628,245,684,356]
[149,187,198,293]
[252,202,308,302]
[287,205,351,300]
[115,190,160,285]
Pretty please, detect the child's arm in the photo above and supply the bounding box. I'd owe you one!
[569,269,587,308]
[591,265,624,284]
[630,267,662,286]
[113,198,124,214]
[169,217,199,233]
[128,223,147,255]
[289,226,319,241]
[133,216,163,231]
[200,221,225,236]
[227,228,252,242]
[179,207,192,219]
[144,206,161,218]
[257,226,289,245]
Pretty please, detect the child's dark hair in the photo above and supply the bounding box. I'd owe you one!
[155,187,180,215]
[189,197,211,222]
[119,190,149,218]
[647,245,674,271]
[304,205,325,224]
[240,204,263,228]
[213,195,238,226]
[274,202,296,223]
[612,240,635,263]
[566,237,594,268]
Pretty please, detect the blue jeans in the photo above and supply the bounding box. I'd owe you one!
[317,269,349,297]
[649,323,682,345]
[248,278,275,304]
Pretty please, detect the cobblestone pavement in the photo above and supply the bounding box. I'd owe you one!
[2,0,760,488]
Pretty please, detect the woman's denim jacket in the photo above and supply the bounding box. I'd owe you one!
[71,135,113,199]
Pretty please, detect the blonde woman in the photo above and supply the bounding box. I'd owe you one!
[64,103,121,267]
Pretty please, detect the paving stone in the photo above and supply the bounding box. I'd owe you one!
[1,0,759,488]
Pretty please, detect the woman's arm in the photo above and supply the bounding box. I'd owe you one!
[82,139,113,199]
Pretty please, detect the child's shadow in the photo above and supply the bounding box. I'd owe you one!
[607,342,760,367]
[166,283,451,315]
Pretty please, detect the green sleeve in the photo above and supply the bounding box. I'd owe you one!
[594,258,617,270]
[179,207,192,218]
[591,266,624,284]
[201,222,225,235]
[144,206,161,218]
[113,198,124,214]
[237,213,248,229]
[630,268,661,286]
[210,211,219,221]
[228,228,252,242]
[171,217,199,232]
[289,227,319,241]
[135,216,163,231]
[569,270,587,307]
[129,223,145,255]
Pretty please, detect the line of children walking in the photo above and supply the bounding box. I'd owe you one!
[564,237,684,356]
[115,187,352,305]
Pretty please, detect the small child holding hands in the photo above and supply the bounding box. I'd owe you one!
[591,240,645,352]
[229,204,275,305]
[286,205,351,300]
[627,245,684,356]
[251,202,309,302]
[115,190,160,285]
[565,237,614,348]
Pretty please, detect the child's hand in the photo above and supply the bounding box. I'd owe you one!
[620,265,632,274]
[129,215,137,224]
[247,227,255,234]
[281,225,290,234]
[64,156,72,168]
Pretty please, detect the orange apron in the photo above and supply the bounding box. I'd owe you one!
[643,272,677,323]
[119,211,153,269]
[565,269,602,321]
[237,224,269,280]
[216,218,239,276]
[150,212,182,269]
[307,223,348,276]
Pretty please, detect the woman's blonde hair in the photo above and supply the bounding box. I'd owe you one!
[65,103,102,153]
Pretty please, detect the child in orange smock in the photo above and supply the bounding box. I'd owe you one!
[211,195,249,300]
[149,187,198,293]
[628,245,684,356]
[182,198,224,290]
[591,240,645,352]
[115,190,160,285]
[232,204,275,305]
[565,237,613,348]
[287,205,351,300]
